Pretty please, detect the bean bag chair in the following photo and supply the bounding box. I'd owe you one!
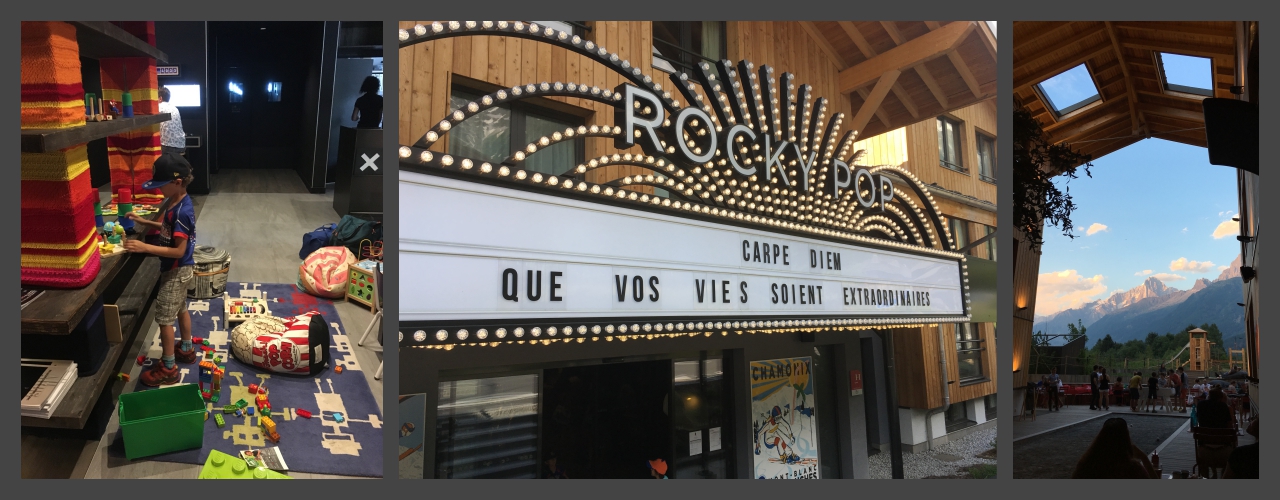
[229,311,330,375]
[297,246,356,298]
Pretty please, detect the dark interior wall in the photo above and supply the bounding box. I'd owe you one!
[295,22,340,192]
[154,21,209,194]
[208,22,324,180]
[81,58,109,189]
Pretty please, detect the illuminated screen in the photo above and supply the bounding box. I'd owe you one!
[165,84,202,107]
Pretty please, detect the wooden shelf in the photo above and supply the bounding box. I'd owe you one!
[21,341,126,429]
[21,113,170,153]
[22,212,159,335]
[68,21,168,63]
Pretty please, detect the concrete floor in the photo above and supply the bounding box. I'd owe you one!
[21,169,384,479]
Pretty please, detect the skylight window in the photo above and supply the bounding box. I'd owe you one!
[1035,63,1101,117]
[1157,52,1214,97]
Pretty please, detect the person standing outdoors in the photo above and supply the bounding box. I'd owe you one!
[1167,370,1183,412]
[1129,371,1143,412]
[1089,365,1101,410]
[1098,368,1112,410]
[1047,367,1062,412]
[158,87,186,155]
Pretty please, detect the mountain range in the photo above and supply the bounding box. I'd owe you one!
[1034,255,1245,346]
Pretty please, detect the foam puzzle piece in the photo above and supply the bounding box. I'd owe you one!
[198,450,291,479]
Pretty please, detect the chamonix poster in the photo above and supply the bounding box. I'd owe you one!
[750,357,819,479]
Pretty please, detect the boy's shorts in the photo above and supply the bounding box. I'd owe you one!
[155,266,193,325]
[1130,388,1141,400]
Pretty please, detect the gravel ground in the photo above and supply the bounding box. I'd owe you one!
[1013,414,1184,478]
[868,426,997,479]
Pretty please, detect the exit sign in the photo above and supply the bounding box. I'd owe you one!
[157,66,180,77]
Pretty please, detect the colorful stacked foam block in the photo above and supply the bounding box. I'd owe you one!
[20,22,100,288]
[101,21,163,203]
[20,145,102,288]
[20,21,85,130]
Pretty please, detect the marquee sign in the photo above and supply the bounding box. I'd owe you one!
[398,21,972,346]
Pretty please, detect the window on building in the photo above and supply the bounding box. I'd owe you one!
[1035,63,1101,117]
[976,132,996,183]
[652,21,726,74]
[948,217,970,252]
[266,82,282,102]
[1157,52,1214,97]
[448,88,584,176]
[937,116,965,173]
[435,374,540,478]
[984,225,996,261]
[956,323,985,383]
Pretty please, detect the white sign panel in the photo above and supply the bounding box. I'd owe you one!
[401,172,965,322]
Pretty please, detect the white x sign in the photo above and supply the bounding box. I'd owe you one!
[360,153,380,171]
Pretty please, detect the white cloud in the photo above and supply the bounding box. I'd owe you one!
[1152,273,1187,283]
[1075,226,1084,233]
[1086,223,1109,236]
[1182,227,1189,233]
[1035,269,1108,316]
[1134,270,1153,276]
[1219,265,1229,271]
[1170,257,1216,273]
[1213,219,1239,239]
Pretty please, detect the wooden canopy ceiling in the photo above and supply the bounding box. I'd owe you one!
[1013,21,1239,161]
[802,21,997,140]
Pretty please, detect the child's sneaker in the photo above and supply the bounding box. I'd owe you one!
[139,363,180,387]
[175,342,198,364]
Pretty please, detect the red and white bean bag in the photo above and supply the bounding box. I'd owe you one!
[297,246,356,298]
[229,311,331,375]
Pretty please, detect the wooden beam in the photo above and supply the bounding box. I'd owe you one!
[880,21,904,45]
[1043,95,1128,133]
[1138,102,1204,123]
[1014,40,1114,90]
[1013,21,1073,50]
[1050,107,1129,144]
[1120,38,1234,58]
[1014,23,1106,70]
[1111,21,1237,39]
[890,84,919,119]
[1061,117,1133,146]
[801,21,849,69]
[916,64,949,109]
[977,21,997,60]
[838,21,976,94]
[856,88,893,128]
[839,21,876,59]
[848,70,902,137]
[1105,21,1143,135]
[948,50,983,98]
[924,21,942,30]
[1137,88,1209,103]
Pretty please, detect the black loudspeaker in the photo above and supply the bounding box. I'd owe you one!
[1202,98,1258,174]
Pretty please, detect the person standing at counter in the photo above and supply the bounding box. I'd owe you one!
[351,75,382,129]
[158,87,186,155]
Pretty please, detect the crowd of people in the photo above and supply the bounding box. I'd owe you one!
[1034,365,1250,418]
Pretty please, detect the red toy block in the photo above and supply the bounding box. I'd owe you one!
[248,383,259,394]
[200,345,213,352]
[193,337,203,344]
[334,365,344,374]
[137,355,147,366]
[202,391,212,400]
[296,409,312,419]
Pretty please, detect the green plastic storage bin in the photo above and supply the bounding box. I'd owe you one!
[118,384,206,460]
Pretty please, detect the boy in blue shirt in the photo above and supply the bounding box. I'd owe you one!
[125,153,198,386]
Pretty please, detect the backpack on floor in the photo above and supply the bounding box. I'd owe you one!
[300,223,337,260]
[330,215,381,256]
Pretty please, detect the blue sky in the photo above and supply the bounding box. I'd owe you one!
[1035,139,1240,317]
[1039,64,1098,111]
[1161,53,1213,90]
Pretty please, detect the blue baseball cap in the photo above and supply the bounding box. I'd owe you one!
[142,152,192,189]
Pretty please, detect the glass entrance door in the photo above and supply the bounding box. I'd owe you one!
[671,351,733,478]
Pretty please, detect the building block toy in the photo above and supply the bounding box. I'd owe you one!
[214,413,225,428]
[193,337,203,344]
[236,399,248,409]
[118,373,130,381]
[296,409,311,419]
[256,393,269,409]
[202,339,211,346]
[199,450,291,479]
[261,407,271,417]
[202,391,212,401]
[333,412,345,424]
[334,365,344,374]
[236,409,243,417]
[212,366,224,392]
[246,407,254,416]
[248,383,259,394]
[137,355,147,366]
[211,394,220,403]
[223,405,237,414]
[259,415,280,443]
